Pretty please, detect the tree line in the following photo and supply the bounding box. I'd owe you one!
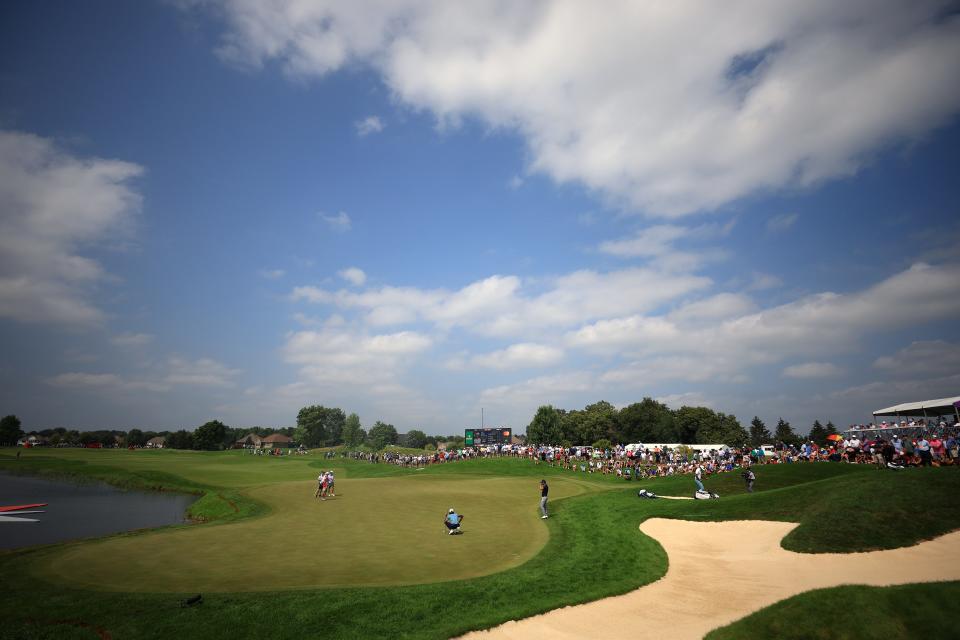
[525,399,840,447]
[293,405,465,450]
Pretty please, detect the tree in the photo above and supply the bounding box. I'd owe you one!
[774,418,798,446]
[295,405,347,447]
[579,401,617,445]
[166,429,194,449]
[618,398,676,443]
[716,413,749,446]
[825,421,838,440]
[126,428,146,447]
[193,420,228,451]
[749,416,772,447]
[341,413,364,447]
[560,409,584,445]
[0,415,23,445]
[808,420,827,445]
[526,405,563,444]
[405,429,428,449]
[367,421,398,450]
[592,438,612,451]
[677,406,718,444]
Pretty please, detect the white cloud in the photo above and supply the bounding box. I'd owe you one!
[319,211,351,231]
[766,213,799,234]
[655,392,715,410]
[164,357,242,387]
[874,340,960,378]
[746,272,784,291]
[471,343,564,370]
[569,262,960,379]
[782,362,844,379]
[111,332,154,348]
[259,268,286,279]
[293,267,710,337]
[45,371,169,393]
[198,2,960,216]
[831,373,960,403]
[597,225,689,258]
[284,327,431,387]
[355,115,384,136]
[479,371,595,408]
[0,130,143,326]
[47,372,122,388]
[338,267,367,286]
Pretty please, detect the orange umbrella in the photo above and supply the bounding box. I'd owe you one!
[826,434,843,441]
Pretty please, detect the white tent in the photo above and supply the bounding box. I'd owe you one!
[873,396,960,422]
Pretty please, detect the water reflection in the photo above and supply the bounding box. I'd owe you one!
[0,472,196,550]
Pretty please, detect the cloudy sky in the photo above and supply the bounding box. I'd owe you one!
[2,1,959,434]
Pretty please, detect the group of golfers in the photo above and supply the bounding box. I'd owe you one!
[314,470,335,500]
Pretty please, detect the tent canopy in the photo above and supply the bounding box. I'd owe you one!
[873,396,960,418]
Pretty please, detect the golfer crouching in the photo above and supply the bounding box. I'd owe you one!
[444,508,464,535]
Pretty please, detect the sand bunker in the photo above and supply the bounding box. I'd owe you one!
[461,518,960,639]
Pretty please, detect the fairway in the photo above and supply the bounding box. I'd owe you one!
[33,473,591,592]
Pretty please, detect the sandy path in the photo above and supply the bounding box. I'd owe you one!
[461,519,960,640]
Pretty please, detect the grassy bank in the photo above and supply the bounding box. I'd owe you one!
[707,581,960,640]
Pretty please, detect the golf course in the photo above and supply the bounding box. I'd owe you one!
[2,448,960,639]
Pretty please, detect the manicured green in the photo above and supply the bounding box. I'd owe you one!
[1,450,959,640]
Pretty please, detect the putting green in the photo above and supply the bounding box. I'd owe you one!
[33,474,590,592]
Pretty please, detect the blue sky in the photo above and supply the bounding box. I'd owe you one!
[1,1,959,435]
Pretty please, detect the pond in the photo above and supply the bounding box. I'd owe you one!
[0,472,197,550]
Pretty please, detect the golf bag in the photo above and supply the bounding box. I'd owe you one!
[694,490,720,500]
[637,489,658,499]
[886,462,905,470]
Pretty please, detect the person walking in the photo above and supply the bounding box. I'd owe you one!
[539,479,549,519]
[694,464,705,493]
[742,467,756,493]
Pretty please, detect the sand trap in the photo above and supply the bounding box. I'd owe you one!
[461,518,960,640]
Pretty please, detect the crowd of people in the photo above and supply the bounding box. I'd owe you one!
[320,418,959,487]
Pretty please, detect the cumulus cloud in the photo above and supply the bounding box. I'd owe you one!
[45,372,169,393]
[569,262,960,379]
[782,362,844,378]
[471,343,564,370]
[338,266,367,286]
[284,326,431,387]
[319,211,351,231]
[0,130,143,326]
[766,213,799,234]
[479,371,595,408]
[293,267,710,337]
[164,357,242,387]
[874,340,960,378]
[197,1,960,216]
[111,332,154,348]
[355,115,384,136]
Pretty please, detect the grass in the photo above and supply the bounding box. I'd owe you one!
[706,582,960,640]
[1,450,959,639]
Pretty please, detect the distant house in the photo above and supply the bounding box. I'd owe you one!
[146,436,166,448]
[235,433,263,448]
[260,433,293,448]
[236,433,293,448]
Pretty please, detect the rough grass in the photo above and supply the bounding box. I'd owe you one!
[2,450,959,639]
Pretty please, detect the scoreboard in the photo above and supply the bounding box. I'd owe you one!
[465,427,512,446]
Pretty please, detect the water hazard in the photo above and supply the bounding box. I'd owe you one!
[0,472,196,550]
